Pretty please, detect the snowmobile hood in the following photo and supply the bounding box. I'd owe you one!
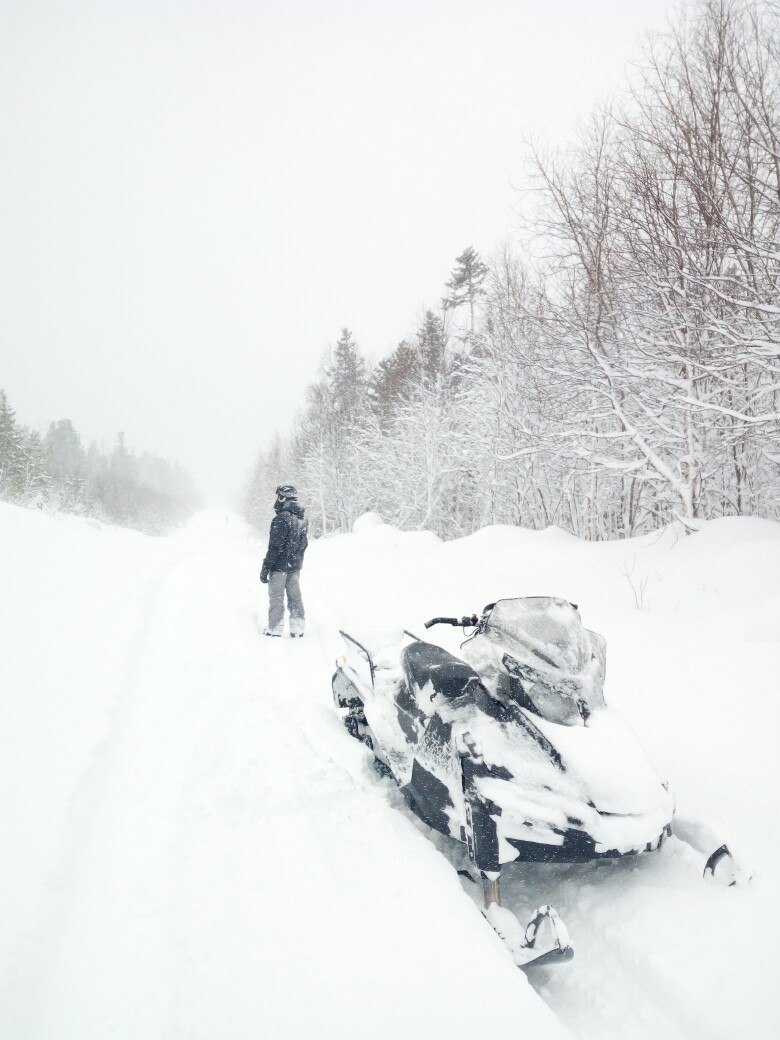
[460,703,673,856]
[530,706,671,816]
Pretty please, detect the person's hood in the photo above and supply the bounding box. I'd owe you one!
[280,499,305,519]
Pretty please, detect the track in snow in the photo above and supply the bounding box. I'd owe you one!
[1,512,564,1040]
[407,799,739,1040]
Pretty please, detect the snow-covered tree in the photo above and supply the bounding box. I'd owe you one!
[442,246,489,340]
[244,1,780,541]
[19,429,49,505]
[293,328,370,534]
[0,390,26,501]
[243,434,293,532]
[0,390,199,531]
[45,418,85,511]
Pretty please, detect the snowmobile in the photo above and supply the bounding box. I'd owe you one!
[332,597,686,969]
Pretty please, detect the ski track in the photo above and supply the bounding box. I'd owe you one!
[3,518,549,1039]
[503,857,723,1040]
[5,511,776,1040]
[436,834,698,1040]
[5,547,195,1036]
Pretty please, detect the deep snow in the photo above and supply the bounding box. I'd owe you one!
[0,505,566,1040]
[1,502,779,1039]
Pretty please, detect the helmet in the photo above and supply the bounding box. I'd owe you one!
[275,484,297,501]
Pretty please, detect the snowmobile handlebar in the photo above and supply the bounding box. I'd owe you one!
[424,614,479,630]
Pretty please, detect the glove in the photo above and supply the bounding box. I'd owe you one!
[260,567,268,584]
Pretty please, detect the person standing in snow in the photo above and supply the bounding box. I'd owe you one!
[260,484,308,637]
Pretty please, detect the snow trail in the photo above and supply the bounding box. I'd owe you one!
[1,508,565,1040]
[6,548,195,1034]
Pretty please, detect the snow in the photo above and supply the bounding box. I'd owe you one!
[532,708,669,816]
[0,504,566,1040]
[352,510,386,532]
[2,502,779,1039]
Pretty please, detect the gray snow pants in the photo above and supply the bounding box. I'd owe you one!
[267,569,305,636]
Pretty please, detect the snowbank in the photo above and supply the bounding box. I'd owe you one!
[352,510,386,532]
[351,511,441,549]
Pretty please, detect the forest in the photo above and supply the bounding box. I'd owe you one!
[244,0,780,540]
[0,389,200,534]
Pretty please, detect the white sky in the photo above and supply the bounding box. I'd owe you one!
[0,0,678,503]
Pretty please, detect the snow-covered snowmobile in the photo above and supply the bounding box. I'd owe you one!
[333,597,681,969]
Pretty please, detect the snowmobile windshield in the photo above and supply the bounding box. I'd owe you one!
[481,598,606,726]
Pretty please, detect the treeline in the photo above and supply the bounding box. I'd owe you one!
[244,0,780,540]
[0,389,200,534]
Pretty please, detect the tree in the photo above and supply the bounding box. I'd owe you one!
[20,429,49,505]
[0,390,25,501]
[526,0,780,531]
[442,246,489,339]
[45,418,85,511]
[369,339,419,424]
[370,312,450,424]
[243,434,291,531]
[293,329,370,534]
[243,1,780,541]
[329,328,366,422]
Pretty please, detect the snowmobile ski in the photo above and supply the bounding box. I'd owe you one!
[485,902,573,970]
[673,817,752,886]
[703,844,751,886]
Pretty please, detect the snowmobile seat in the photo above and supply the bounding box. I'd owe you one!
[402,642,483,700]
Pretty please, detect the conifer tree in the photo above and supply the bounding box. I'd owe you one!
[370,312,450,424]
[106,433,138,526]
[328,328,366,422]
[45,418,85,511]
[369,340,419,423]
[442,247,489,338]
[415,309,449,381]
[0,389,26,500]
[20,429,49,504]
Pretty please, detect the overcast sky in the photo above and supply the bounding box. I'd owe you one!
[1,0,678,503]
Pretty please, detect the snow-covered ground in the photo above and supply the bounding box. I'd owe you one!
[1,503,779,1039]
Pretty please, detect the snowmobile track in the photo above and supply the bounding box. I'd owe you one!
[4,550,193,1033]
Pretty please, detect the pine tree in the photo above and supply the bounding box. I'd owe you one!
[442,246,489,338]
[20,429,49,504]
[106,433,138,526]
[328,328,366,422]
[45,418,85,511]
[370,312,450,424]
[0,389,26,501]
[369,340,419,423]
[415,309,448,381]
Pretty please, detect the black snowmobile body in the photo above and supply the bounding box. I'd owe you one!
[333,598,674,876]
[333,597,679,968]
[332,596,746,967]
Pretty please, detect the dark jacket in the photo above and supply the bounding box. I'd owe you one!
[262,500,308,573]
